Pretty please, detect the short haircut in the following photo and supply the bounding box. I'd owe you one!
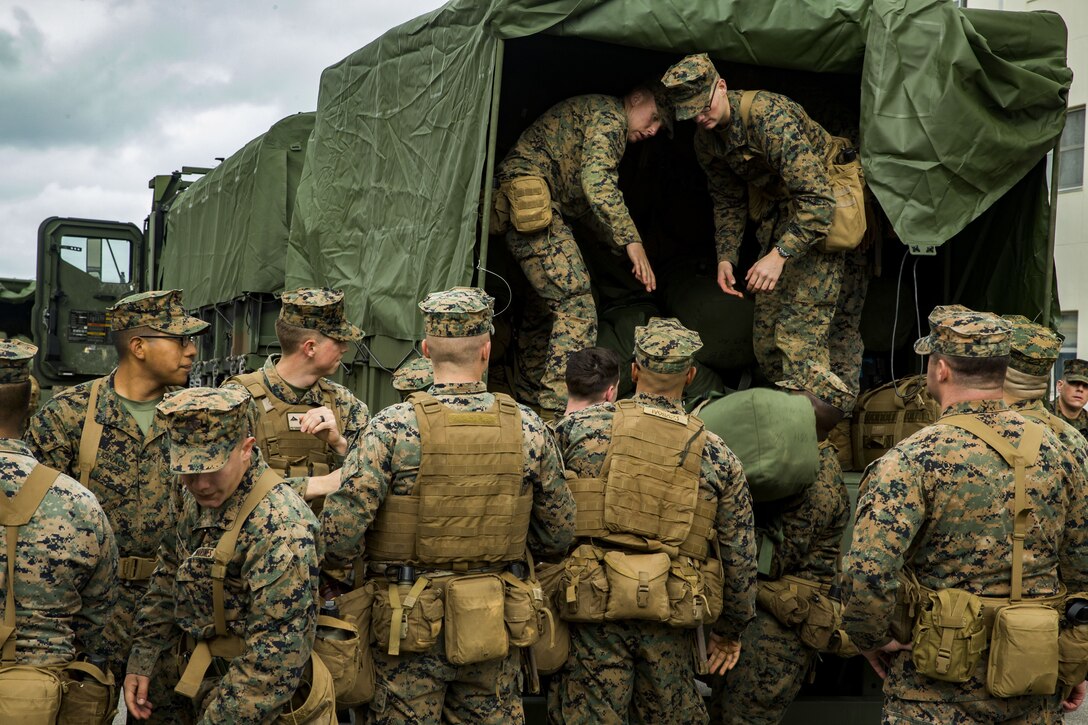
[566,347,620,400]
[275,318,321,356]
[0,381,31,431]
[111,327,141,360]
[426,334,489,367]
[935,353,1010,388]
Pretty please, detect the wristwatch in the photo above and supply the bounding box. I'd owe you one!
[775,245,792,259]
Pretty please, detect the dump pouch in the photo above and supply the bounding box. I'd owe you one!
[559,544,609,623]
[58,660,117,725]
[912,588,987,683]
[1059,626,1088,694]
[817,144,867,254]
[532,562,570,675]
[444,574,509,666]
[503,176,552,233]
[332,585,375,707]
[277,653,337,725]
[372,578,443,656]
[603,551,671,622]
[312,614,361,701]
[987,603,1059,697]
[0,666,63,725]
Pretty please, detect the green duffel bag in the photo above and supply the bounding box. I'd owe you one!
[697,388,819,502]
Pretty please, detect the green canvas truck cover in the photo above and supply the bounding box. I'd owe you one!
[283,0,1071,344]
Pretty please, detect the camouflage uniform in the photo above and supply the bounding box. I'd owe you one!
[663,54,845,386]
[1047,358,1088,439]
[0,339,118,668]
[128,387,322,723]
[320,287,575,724]
[391,355,433,400]
[551,318,758,725]
[714,365,853,724]
[841,307,1088,723]
[497,95,642,412]
[829,245,870,398]
[26,290,207,720]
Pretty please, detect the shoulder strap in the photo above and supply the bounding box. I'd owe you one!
[940,414,1045,602]
[210,469,281,636]
[1019,406,1065,437]
[738,90,762,156]
[0,464,61,663]
[77,377,106,487]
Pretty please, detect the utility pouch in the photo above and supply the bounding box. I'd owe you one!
[1058,624,1088,693]
[502,573,545,648]
[603,551,671,622]
[372,577,443,656]
[559,544,609,623]
[798,587,841,652]
[58,660,116,725]
[531,561,570,675]
[987,603,1059,697]
[277,653,337,725]
[0,665,63,724]
[332,584,375,707]
[503,176,552,234]
[489,185,511,235]
[890,571,922,643]
[911,588,987,683]
[701,554,725,623]
[444,574,509,666]
[666,559,707,629]
[756,579,811,627]
[817,156,866,253]
[312,614,360,702]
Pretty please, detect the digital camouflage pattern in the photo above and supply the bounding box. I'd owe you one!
[497,94,640,412]
[551,392,757,724]
[279,287,364,341]
[157,387,250,473]
[913,306,1011,358]
[320,380,574,721]
[391,356,433,396]
[713,441,849,724]
[841,399,1088,713]
[1003,314,1063,377]
[1009,398,1088,478]
[879,694,1065,724]
[0,338,35,383]
[1048,400,1088,440]
[128,457,321,723]
[660,53,719,121]
[634,316,703,374]
[108,289,209,335]
[829,245,870,398]
[1063,358,1088,384]
[419,286,495,338]
[0,438,118,666]
[1052,358,1088,439]
[776,361,855,413]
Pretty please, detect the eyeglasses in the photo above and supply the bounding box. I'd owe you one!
[138,335,198,347]
[700,83,718,116]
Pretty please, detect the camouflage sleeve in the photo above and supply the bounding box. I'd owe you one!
[202,507,320,722]
[752,95,834,259]
[771,447,849,579]
[694,130,748,265]
[706,437,758,640]
[1060,443,1088,592]
[25,395,81,476]
[841,450,925,651]
[522,411,575,558]
[128,507,184,676]
[580,110,642,249]
[72,497,120,662]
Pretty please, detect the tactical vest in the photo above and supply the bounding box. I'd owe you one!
[1019,405,1068,438]
[365,392,531,567]
[229,371,337,478]
[569,400,715,559]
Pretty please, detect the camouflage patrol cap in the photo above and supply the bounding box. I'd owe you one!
[157,387,251,474]
[913,305,1011,358]
[109,290,209,335]
[1002,314,1062,376]
[0,338,37,384]
[661,53,720,121]
[279,288,364,342]
[776,362,855,413]
[634,317,702,374]
[1064,359,1088,385]
[419,287,495,338]
[392,356,434,393]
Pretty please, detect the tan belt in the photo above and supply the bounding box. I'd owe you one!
[118,556,157,582]
[174,634,245,699]
[916,581,1067,635]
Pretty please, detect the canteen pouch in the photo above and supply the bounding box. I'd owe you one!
[277,653,337,725]
[559,544,609,623]
[757,579,810,627]
[987,603,1059,697]
[503,574,544,648]
[504,176,552,234]
[312,614,361,702]
[667,559,707,629]
[58,660,117,725]
[372,579,444,656]
[444,574,509,666]
[532,561,570,675]
[0,665,63,725]
[817,157,866,253]
[603,551,671,622]
[1058,625,1088,692]
[332,584,375,707]
[912,588,987,683]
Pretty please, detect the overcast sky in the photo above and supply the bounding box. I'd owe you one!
[0,0,447,281]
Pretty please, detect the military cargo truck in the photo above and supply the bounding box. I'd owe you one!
[24,0,1073,719]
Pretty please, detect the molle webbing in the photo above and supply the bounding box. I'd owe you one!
[77,377,106,487]
[231,371,335,475]
[573,401,708,551]
[366,392,530,566]
[0,464,60,664]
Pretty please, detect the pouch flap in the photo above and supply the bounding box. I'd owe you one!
[602,551,671,581]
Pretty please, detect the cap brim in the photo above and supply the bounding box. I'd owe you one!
[324,320,365,342]
[1067,375,1088,385]
[151,316,210,336]
[169,444,230,474]
[674,101,701,121]
[913,336,935,355]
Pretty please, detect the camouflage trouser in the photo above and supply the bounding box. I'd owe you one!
[881,693,1064,724]
[506,212,597,413]
[109,579,192,724]
[711,609,815,724]
[752,247,844,385]
[828,244,869,400]
[551,620,708,725]
[366,641,524,724]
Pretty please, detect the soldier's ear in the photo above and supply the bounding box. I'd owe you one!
[129,335,148,361]
[630,363,640,384]
[421,339,432,359]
